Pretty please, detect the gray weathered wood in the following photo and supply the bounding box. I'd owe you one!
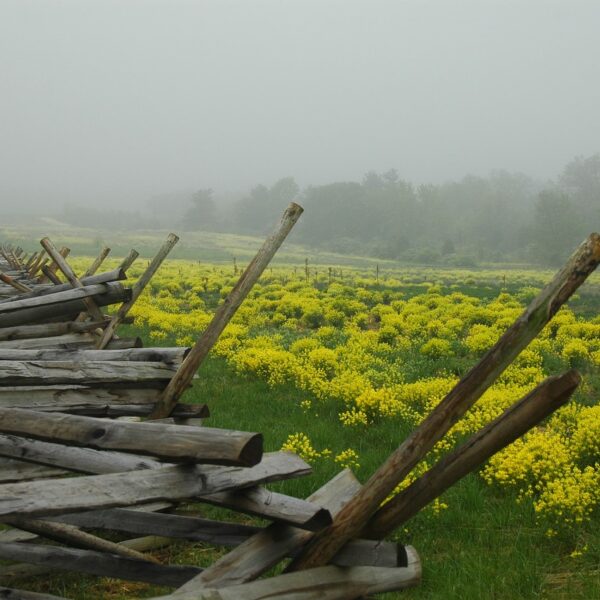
[1,516,156,563]
[0,268,127,304]
[152,204,303,418]
[98,233,179,349]
[0,542,201,586]
[53,509,401,568]
[175,469,360,592]
[0,333,141,349]
[157,557,421,600]
[0,320,108,341]
[290,232,600,570]
[0,360,177,386]
[0,456,65,483]
[0,283,116,314]
[0,408,261,465]
[0,433,163,475]
[0,284,130,328]
[0,347,188,364]
[0,452,311,518]
[199,486,332,530]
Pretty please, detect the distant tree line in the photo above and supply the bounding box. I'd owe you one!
[219,155,598,266]
[58,154,599,266]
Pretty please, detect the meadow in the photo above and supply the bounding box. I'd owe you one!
[12,248,600,599]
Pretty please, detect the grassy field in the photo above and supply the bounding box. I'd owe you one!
[4,245,600,599]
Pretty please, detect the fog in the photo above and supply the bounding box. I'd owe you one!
[1,0,599,213]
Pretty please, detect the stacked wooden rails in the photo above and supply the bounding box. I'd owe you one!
[0,216,598,599]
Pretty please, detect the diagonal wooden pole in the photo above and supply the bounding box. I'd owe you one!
[364,369,580,538]
[37,246,69,283]
[96,234,179,349]
[288,232,600,571]
[119,249,140,272]
[40,238,104,322]
[82,246,111,278]
[150,202,303,419]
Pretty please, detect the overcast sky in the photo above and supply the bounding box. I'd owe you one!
[1,0,599,209]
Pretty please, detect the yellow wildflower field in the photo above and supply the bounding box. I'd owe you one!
[95,257,600,540]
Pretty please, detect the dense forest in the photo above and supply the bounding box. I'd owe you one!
[60,154,599,266]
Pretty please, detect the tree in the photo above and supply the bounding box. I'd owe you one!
[531,189,581,265]
[182,189,217,230]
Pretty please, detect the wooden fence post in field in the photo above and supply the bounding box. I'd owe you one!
[40,238,105,323]
[83,247,111,278]
[364,369,580,538]
[288,233,600,571]
[28,251,46,277]
[0,272,32,294]
[119,249,140,273]
[96,234,179,349]
[37,246,69,284]
[150,203,303,419]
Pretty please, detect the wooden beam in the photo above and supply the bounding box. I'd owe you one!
[0,347,188,364]
[0,284,130,328]
[288,232,600,570]
[0,452,311,518]
[0,333,140,350]
[0,542,201,586]
[158,559,421,600]
[0,408,262,466]
[0,360,177,386]
[151,203,303,418]
[1,515,158,563]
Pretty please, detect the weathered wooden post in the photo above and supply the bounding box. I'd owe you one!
[119,249,140,272]
[83,247,111,278]
[38,246,70,283]
[40,238,105,322]
[150,203,303,419]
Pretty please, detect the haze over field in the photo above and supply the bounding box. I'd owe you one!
[1,1,599,264]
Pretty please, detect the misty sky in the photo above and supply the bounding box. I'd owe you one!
[1,0,599,209]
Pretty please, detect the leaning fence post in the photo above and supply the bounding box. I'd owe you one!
[96,234,179,349]
[40,238,105,322]
[37,246,70,283]
[119,249,140,272]
[288,233,600,571]
[364,370,580,538]
[82,246,111,278]
[150,202,303,419]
